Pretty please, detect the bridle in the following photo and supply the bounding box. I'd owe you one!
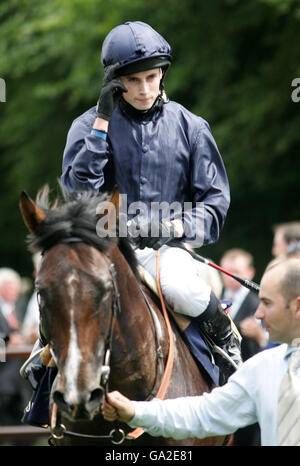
[49,242,174,445]
[99,261,121,393]
[50,257,127,445]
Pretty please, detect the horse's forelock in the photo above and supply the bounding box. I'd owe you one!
[26,186,139,277]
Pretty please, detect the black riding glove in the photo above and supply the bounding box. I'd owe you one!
[127,217,183,250]
[96,63,128,121]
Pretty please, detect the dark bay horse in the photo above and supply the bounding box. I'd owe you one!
[20,187,226,446]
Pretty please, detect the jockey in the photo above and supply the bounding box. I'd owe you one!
[22,22,241,395]
[61,21,242,383]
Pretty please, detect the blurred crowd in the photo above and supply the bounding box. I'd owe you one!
[0,253,41,433]
[0,221,300,445]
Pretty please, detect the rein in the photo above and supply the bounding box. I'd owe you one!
[125,249,174,441]
[49,248,175,445]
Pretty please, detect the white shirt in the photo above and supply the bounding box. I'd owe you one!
[129,344,300,446]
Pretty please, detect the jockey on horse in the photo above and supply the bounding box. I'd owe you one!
[23,21,241,392]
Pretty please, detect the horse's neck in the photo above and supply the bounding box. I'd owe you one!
[109,246,163,398]
[110,246,152,331]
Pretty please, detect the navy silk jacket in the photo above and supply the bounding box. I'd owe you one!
[61,99,230,246]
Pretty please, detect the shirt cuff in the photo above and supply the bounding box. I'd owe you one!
[91,129,107,140]
[127,399,160,429]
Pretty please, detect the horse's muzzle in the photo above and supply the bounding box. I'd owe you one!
[53,386,104,421]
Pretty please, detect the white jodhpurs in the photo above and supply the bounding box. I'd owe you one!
[135,245,211,318]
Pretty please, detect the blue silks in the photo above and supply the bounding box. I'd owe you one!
[23,367,57,427]
[182,321,220,386]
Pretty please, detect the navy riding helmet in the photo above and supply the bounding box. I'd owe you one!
[101,21,172,84]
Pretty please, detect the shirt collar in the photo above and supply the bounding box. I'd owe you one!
[284,342,300,360]
[119,95,163,121]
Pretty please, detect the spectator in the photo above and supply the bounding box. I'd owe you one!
[272,221,300,258]
[220,249,262,445]
[22,253,42,344]
[287,240,300,259]
[0,268,28,428]
[102,258,300,446]
[0,268,24,346]
[239,316,268,350]
[220,249,262,361]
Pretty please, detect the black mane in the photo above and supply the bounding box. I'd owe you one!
[27,185,139,278]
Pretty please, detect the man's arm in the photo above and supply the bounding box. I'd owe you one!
[102,374,258,440]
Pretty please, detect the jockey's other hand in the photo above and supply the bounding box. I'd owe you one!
[127,217,184,250]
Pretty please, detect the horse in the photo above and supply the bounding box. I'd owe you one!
[20,186,226,446]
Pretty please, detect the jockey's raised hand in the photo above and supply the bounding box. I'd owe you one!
[96,63,128,121]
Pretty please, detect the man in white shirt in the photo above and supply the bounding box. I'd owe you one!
[102,258,300,446]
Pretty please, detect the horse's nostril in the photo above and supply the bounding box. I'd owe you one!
[89,387,104,405]
[53,390,68,407]
[52,387,103,420]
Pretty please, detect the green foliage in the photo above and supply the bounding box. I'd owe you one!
[0,0,300,279]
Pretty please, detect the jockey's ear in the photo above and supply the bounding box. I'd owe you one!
[20,191,47,233]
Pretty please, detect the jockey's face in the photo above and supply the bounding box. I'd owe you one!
[119,68,162,111]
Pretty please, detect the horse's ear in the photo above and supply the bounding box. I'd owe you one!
[104,186,120,231]
[108,185,120,213]
[19,191,47,233]
[96,186,120,233]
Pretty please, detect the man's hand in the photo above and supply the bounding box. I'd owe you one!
[101,391,135,423]
[96,63,128,121]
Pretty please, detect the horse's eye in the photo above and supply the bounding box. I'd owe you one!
[36,290,46,309]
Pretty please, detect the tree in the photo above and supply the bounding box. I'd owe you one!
[0,0,299,281]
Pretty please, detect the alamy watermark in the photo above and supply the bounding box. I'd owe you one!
[95,194,205,247]
[291,78,300,103]
[0,337,6,362]
[0,78,6,102]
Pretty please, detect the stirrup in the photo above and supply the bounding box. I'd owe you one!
[211,343,239,370]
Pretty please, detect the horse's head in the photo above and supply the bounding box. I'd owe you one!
[20,187,127,421]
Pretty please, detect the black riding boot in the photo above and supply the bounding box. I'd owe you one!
[196,292,242,385]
